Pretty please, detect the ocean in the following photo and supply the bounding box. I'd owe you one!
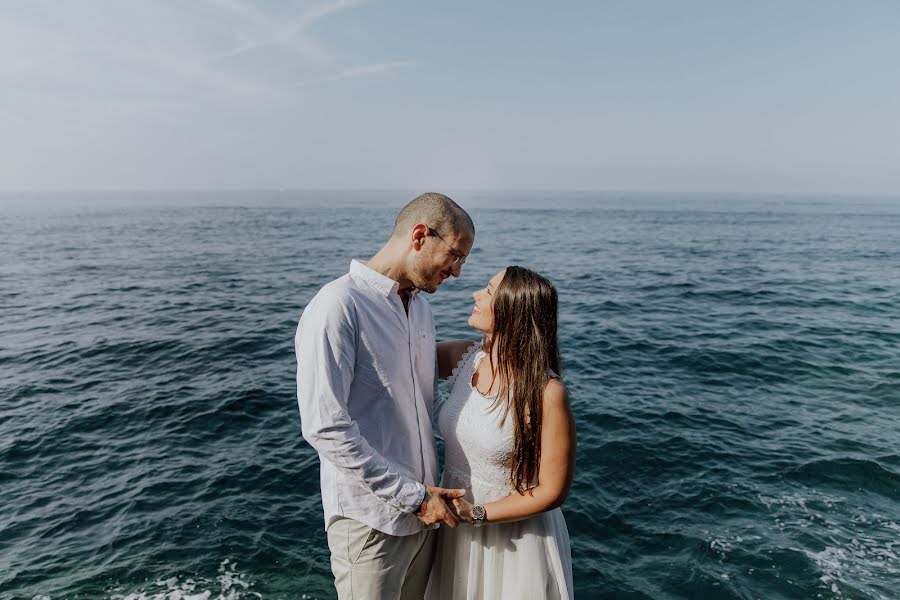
[2,190,899,600]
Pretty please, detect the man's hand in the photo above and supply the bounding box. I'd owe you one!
[416,485,467,528]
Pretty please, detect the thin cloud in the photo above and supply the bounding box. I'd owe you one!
[208,0,366,64]
[333,60,419,79]
[291,59,419,88]
[300,0,367,26]
[0,1,287,123]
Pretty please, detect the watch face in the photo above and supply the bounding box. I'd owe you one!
[472,505,486,520]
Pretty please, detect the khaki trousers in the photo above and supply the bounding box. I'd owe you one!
[327,517,436,600]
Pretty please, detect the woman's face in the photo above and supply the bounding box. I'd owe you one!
[468,270,506,334]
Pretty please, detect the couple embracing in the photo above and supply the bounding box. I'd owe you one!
[295,193,575,599]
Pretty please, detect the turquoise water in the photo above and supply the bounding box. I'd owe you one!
[2,191,899,599]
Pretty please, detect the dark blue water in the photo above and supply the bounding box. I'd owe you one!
[2,191,899,600]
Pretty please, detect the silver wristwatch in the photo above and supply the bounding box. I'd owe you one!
[471,504,487,526]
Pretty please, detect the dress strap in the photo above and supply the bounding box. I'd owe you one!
[447,343,480,390]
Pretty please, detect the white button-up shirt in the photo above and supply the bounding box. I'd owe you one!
[295,260,440,536]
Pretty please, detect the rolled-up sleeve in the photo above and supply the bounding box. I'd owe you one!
[295,291,426,513]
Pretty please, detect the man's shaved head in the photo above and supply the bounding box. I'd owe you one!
[391,192,474,239]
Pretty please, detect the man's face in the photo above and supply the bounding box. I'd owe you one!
[412,227,474,293]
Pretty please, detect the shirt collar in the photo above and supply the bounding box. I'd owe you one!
[350,260,418,299]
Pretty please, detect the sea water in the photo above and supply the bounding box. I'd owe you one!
[2,191,899,599]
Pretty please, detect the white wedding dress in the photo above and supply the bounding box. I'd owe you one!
[426,344,574,600]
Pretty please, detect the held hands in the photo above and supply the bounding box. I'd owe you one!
[416,485,467,528]
[450,497,475,524]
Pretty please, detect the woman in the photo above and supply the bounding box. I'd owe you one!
[426,266,576,600]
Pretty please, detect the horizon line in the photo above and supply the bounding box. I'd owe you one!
[1,187,900,199]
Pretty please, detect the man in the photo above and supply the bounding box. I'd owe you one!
[295,192,475,600]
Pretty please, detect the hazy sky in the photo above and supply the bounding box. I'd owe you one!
[2,1,899,193]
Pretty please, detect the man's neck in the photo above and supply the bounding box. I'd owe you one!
[367,249,415,295]
[366,252,415,316]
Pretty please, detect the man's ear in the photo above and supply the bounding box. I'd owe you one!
[411,223,429,250]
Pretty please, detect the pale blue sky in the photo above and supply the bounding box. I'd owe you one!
[2,1,899,193]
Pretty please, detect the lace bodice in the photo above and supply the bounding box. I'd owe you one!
[437,344,518,503]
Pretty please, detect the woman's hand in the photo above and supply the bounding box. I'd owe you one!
[451,497,475,524]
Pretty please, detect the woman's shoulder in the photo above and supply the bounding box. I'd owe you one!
[541,377,570,413]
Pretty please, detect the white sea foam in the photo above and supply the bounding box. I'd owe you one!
[106,559,320,600]
[703,529,762,562]
[758,490,900,599]
[709,538,734,559]
[757,490,845,512]
[801,522,900,599]
[33,558,324,600]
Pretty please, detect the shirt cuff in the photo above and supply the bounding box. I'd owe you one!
[407,481,427,513]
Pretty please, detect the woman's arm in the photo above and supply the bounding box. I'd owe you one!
[437,339,477,380]
[453,378,576,523]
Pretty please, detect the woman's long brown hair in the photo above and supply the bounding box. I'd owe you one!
[483,266,561,494]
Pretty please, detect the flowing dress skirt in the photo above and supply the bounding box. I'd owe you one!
[425,506,573,600]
